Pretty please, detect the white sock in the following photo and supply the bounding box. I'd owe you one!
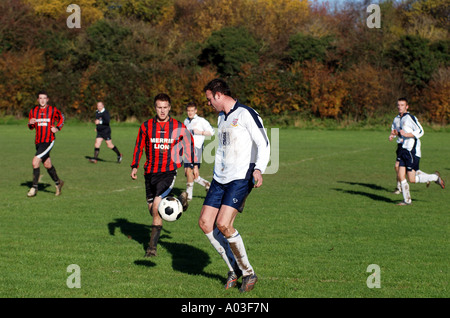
[415,172,438,184]
[205,228,236,272]
[396,181,402,192]
[227,230,254,277]
[186,182,193,200]
[194,176,209,187]
[401,179,412,204]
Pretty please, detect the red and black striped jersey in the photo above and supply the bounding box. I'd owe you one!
[28,105,65,144]
[131,117,196,174]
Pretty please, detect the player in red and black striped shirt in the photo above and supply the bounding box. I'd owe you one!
[27,91,65,197]
[131,93,198,257]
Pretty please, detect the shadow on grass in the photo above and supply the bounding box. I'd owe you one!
[108,218,224,284]
[20,181,52,193]
[334,180,397,203]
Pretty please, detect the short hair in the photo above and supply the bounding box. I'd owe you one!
[154,93,171,106]
[36,90,48,98]
[397,97,408,104]
[186,101,197,109]
[203,78,231,97]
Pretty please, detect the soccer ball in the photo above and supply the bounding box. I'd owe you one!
[158,196,183,222]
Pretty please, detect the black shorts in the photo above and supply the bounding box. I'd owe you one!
[35,141,54,161]
[96,127,111,140]
[145,170,177,204]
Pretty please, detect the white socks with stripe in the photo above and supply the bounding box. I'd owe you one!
[205,228,237,272]
[227,230,254,277]
[415,172,438,184]
[401,179,412,204]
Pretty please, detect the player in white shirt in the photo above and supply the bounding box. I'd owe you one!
[198,79,270,293]
[389,98,445,205]
[183,102,215,201]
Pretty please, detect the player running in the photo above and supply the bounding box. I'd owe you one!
[130,93,197,257]
[27,91,65,197]
[183,101,215,201]
[198,79,270,292]
[89,102,123,164]
[389,98,445,205]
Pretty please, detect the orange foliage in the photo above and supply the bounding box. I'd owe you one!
[302,61,347,118]
[0,48,44,115]
[423,67,450,125]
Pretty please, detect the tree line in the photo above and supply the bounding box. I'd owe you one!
[0,0,448,124]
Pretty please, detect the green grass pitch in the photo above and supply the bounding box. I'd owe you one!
[0,123,448,298]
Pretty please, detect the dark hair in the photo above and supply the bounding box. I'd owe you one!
[397,97,408,104]
[186,101,197,109]
[154,93,171,106]
[36,90,48,98]
[203,78,231,97]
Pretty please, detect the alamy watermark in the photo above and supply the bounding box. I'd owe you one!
[366,264,381,288]
[66,264,81,288]
[366,4,381,29]
[66,4,81,29]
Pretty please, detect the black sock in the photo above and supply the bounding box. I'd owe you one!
[94,148,100,159]
[47,166,60,185]
[148,225,162,251]
[32,168,40,188]
[112,146,121,156]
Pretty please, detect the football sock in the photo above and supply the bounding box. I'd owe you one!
[415,172,438,184]
[186,182,193,200]
[205,228,237,272]
[400,179,411,204]
[194,176,209,188]
[32,167,40,188]
[227,230,254,277]
[148,225,162,251]
[94,148,100,159]
[46,166,60,185]
[396,181,401,192]
[112,146,121,156]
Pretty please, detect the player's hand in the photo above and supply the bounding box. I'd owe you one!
[253,170,263,188]
[131,168,138,180]
[389,130,397,141]
[29,118,36,125]
[51,127,59,133]
[95,119,100,125]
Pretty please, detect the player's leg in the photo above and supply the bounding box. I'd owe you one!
[28,155,42,197]
[43,157,64,196]
[90,138,103,163]
[105,139,122,163]
[199,204,241,288]
[398,166,411,205]
[393,160,401,194]
[185,166,194,201]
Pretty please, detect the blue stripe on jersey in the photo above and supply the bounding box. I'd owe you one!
[234,102,269,146]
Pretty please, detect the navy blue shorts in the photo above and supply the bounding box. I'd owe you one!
[397,148,420,172]
[203,178,253,212]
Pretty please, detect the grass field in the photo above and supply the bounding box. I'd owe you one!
[0,122,448,299]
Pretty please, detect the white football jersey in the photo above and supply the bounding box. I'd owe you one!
[214,101,270,184]
[184,114,215,149]
[400,113,424,156]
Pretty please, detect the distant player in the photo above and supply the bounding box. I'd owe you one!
[198,79,270,292]
[130,93,197,257]
[389,98,445,205]
[27,91,65,197]
[183,101,215,201]
[89,102,122,163]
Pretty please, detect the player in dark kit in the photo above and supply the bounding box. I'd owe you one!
[89,102,122,163]
[130,93,198,257]
[27,91,65,197]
